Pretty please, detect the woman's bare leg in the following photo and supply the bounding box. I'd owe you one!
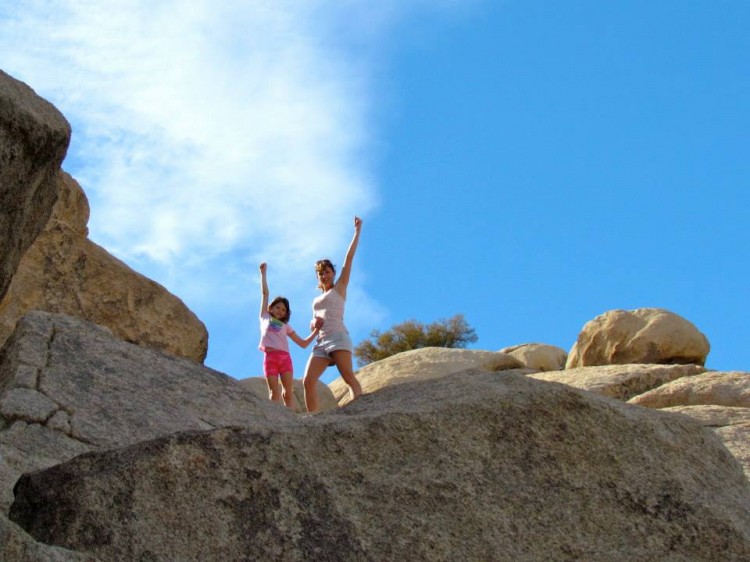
[303,356,330,413]
[330,350,362,402]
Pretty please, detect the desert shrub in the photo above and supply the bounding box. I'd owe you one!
[354,314,477,366]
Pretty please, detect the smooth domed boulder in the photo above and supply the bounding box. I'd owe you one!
[566,308,710,368]
[329,347,525,405]
[500,343,567,371]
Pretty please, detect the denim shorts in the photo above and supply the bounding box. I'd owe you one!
[312,331,353,359]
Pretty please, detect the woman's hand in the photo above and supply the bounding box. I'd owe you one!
[311,316,324,331]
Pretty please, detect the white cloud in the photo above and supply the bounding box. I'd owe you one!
[3,1,378,268]
[0,0,478,370]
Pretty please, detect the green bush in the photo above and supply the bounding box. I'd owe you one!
[354,314,477,366]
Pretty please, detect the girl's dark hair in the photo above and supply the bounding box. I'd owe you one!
[269,296,291,323]
[315,259,336,291]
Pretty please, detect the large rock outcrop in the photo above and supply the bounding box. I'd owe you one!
[0,171,209,362]
[566,308,710,368]
[0,311,291,513]
[10,371,750,561]
[0,70,70,302]
[329,347,525,405]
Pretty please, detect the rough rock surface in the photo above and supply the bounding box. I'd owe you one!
[0,70,71,302]
[663,405,750,428]
[0,422,90,512]
[662,406,750,479]
[628,373,750,480]
[628,371,750,409]
[329,347,525,405]
[0,171,209,363]
[500,342,567,371]
[237,377,338,413]
[530,363,705,401]
[0,311,292,513]
[0,516,99,562]
[10,371,750,562]
[714,424,750,481]
[566,308,710,368]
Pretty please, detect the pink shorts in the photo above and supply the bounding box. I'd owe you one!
[263,350,293,377]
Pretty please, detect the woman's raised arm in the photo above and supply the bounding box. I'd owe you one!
[334,216,362,296]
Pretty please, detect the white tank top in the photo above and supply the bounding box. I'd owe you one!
[312,288,346,337]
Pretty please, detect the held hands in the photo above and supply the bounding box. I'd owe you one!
[311,316,324,332]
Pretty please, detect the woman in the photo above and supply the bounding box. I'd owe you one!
[303,216,364,412]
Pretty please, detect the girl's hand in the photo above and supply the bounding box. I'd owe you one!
[354,216,362,231]
[259,262,267,273]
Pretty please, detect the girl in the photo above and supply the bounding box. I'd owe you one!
[302,216,364,412]
[259,262,321,410]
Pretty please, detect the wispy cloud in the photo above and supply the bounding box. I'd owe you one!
[0,0,479,372]
[4,1,376,259]
[2,1,379,277]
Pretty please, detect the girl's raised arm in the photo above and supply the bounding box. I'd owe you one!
[259,262,269,316]
[334,216,362,297]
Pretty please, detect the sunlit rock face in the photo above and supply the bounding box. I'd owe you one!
[500,342,568,371]
[566,307,710,368]
[0,70,208,363]
[0,69,71,303]
[329,346,525,405]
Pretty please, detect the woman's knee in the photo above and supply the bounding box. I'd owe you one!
[303,373,319,390]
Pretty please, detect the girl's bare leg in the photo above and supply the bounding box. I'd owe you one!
[265,376,282,404]
[303,356,330,413]
[330,350,362,402]
[280,371,295,410]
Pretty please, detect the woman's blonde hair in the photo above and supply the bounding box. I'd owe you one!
[315,259,336,291]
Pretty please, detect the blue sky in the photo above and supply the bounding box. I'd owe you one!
[1,1,748,384]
